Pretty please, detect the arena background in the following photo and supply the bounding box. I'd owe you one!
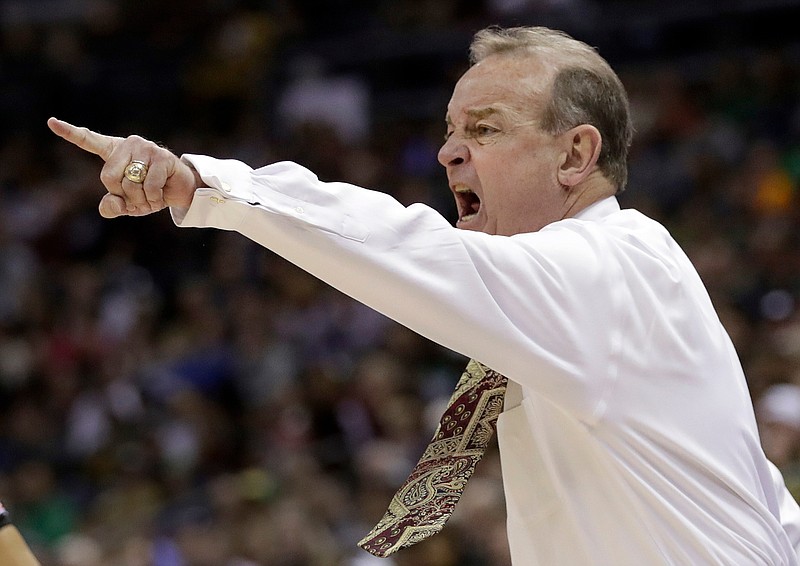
[3,1,800,564]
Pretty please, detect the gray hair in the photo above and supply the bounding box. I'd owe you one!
[470,26,633,192]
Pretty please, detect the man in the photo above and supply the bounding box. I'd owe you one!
[49,26,800,565]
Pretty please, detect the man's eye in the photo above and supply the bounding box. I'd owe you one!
[476,125,498,136]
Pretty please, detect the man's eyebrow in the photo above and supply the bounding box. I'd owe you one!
[465,107,503,120]
[462,105,523,122]
[445,105,524,127]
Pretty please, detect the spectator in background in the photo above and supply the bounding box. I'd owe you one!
[0,502,42,565]
[759,383,800,502]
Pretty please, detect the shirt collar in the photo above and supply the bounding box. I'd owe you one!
[572,196,620,222]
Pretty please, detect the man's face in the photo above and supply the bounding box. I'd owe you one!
[438,54,569,236]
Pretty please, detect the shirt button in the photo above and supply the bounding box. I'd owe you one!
[294,206,304,214]
[221,182,232,192]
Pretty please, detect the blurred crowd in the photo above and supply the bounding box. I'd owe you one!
[2,1,800,564]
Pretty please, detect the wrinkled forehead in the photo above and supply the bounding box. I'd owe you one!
[446,54,555,123]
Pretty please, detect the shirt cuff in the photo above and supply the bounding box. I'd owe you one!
[171,154,255,226]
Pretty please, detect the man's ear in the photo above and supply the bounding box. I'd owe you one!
[557,124,602,189]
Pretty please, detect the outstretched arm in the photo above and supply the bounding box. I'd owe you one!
[47,118,200,217]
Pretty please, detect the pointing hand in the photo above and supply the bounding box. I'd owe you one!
[47,118,199,218]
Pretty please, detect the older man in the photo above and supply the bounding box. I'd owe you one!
[49,26,800,565]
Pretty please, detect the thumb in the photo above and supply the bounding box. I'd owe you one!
[98,194,127,218]
[99,193,164,218]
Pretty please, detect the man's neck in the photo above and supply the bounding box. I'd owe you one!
[560,175,616,221]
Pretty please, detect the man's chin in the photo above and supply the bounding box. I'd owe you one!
[456,217,483,231]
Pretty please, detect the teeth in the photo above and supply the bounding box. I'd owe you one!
[454,185,478,223]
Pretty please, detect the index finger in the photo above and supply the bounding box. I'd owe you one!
[47,117,121,161]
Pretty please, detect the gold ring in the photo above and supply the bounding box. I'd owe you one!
[123,160,149,184]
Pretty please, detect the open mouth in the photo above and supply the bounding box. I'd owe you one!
[454,185,481,223]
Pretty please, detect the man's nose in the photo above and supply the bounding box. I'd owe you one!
[437,136,468,167]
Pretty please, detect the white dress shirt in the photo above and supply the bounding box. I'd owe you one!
[174,156,800,565]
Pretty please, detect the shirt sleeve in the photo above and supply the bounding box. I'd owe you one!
[173,155,623,420]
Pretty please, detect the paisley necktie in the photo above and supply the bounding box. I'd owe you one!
[358,359,508,557]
